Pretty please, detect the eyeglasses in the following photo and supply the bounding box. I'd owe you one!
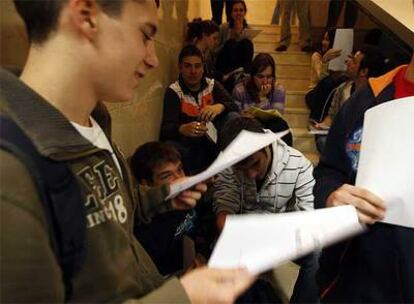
[255,74,274,80]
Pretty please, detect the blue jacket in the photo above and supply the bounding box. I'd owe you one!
[314,66,414,303]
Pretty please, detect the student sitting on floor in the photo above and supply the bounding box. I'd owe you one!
[160,44,239,175]
[232,53,293,146]
[130,142,197,275]
[213,117,318,303]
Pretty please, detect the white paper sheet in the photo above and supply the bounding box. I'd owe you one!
[244,29,262,40]
[166,130,289,199]
[328,29,354,71]
[206,121,217,144]
[208,206,364,274]
[356,97,414,228]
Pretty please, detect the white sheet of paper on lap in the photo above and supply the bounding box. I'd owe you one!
[166,130,289,199]
[208,206,364,275]
[245,29,262,40]
[356,96,414,228]
[328,29,354,71]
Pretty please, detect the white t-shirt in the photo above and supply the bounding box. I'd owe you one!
[71,117,122,176]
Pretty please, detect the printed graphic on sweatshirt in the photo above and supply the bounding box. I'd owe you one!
[346,126,363,172]
[77,160,127,228]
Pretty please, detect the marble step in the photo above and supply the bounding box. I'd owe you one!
[291,127,318,154]
[284,107,309,128]
[251,24,299,34]
[255,42,303,53]
[286,91,308,109]
[277,77,310,91]
[253,32,300,44]
[262,51,311,66]
[276,64,311,80]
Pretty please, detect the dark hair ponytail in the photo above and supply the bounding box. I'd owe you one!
[186,18,219,43]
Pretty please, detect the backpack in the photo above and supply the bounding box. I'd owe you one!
[0,114,86,301]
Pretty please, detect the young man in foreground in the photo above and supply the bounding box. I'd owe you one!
[0,0,253,302]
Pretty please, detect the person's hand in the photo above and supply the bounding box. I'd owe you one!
[327,184,386,224]
[322,49,342,63]
[170,178,207,210]
[199,104,225,122]
[180,267,256,304]
[314,123,330,130]
[179,121,208,137]
[259,84,272,97]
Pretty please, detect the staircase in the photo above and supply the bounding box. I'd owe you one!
[251,24,319,165]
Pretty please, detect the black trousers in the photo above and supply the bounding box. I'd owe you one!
[211,0,233,25]
[326,0,359,29]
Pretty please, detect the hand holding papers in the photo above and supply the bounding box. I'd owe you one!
[356,97,414,228]
[166,130,289,199]
[209,206,364,275]
[328,29,354,71]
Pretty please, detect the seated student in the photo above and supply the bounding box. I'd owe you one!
[186,18,220,79]
[160,44,239,175]
[213,117,318,303]
[131,142,281,303]
[130,142,197,275]
[232,53,293,146]
[309,29,342,90]
[312,45,387,152]
[313,53,414,304]
[215,0,254,92]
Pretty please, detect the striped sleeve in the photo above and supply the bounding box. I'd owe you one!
[212,168,241,215]
[293,153,315,211]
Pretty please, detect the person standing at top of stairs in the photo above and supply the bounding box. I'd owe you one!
[276,0,313,53]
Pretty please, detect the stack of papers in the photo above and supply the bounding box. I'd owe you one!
[209,205,364,274]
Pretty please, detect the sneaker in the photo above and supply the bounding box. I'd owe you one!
[301,45,314,53]
[275,45,287,52]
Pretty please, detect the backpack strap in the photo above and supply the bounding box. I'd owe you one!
[0,114,86,301]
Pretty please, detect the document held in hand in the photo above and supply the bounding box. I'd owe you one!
[356,96,414,228]
[208,206,364,275]
[166,129,289,199]
[328,29,354,71]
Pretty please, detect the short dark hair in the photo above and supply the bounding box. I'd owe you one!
[130,142,182,183]
[186,18,219,43]
[14,0,160,44]
[218,117,265,151]
[178,44,204,64]
[358,45,388,77]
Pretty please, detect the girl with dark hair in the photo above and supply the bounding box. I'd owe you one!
[215,0,254,92]
[186,18,220,78]
[232,53,293,146]
[309,29,342,89]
